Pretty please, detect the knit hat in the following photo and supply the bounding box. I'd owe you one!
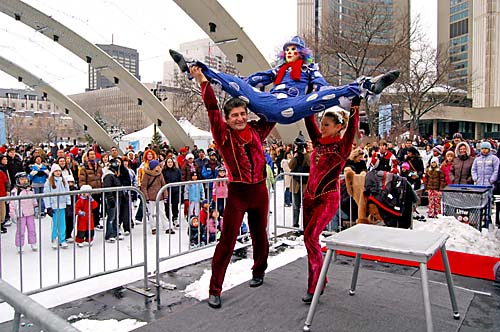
[186,153,195,160]
[432,145,443,155]
[80,184,92,191]
[208,150,217,156]
[401,162,410,171]
[480,141,492,150]
[149,159,159,170]
[430,157,440,166]
[64,174,75,183]
[453,132,463,139]
[50,164,62,175]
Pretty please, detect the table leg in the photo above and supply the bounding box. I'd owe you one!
[349,253,361,295]
[440,245,460,319]
[303,249,334,332]
[420,262,434,332]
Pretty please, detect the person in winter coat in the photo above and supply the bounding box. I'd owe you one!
[471,142,499,186]
[450,141,474,185]
[0,155,10,234]
[140,159,172,235]
[79,150,103,229]
[369,140,398,174]
[10,172,38,252]
[181,153,201,182]
[74,184,98,246]
[102,159,122,242]
[281,151,293,207]
[405,146,425,190]
[43,164,71,249]
[28,156,49,217]
[184,171,204,218]
[471,141,499,229]
[440,150,455,185]
[425,157,446,218]
[162,157,182,227]
[212,166,228,217]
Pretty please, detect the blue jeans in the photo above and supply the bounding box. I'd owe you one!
[33,186,45,214]
[105,203,117,239]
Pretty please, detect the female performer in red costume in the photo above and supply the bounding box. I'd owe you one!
[301,97,361,303]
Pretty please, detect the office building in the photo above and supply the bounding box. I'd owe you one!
[89,44,140,90]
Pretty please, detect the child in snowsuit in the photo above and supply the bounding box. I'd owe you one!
[10,172,38,252]
[425,157,446,218]
[189,215,206,248]
[74,184,98,246]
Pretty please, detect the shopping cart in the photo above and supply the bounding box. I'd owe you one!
[441,184,492,230]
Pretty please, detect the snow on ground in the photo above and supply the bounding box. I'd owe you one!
[72,318,146,332]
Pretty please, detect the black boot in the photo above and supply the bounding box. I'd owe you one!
[208,294,221,309]
[249,276,264,288]
[169,49,190,73]
[0,225,7,234]
[368,70,400,94]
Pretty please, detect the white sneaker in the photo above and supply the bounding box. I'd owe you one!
[31,244,38,251]
[77,242,85,248]
[95,225,104,231]
[4,220,12,227]
[60,242,69,249]
[106,237,116,243]
[66,238,74,243]
[134,220,143,224]
[52,240,58,249]
[118,234,125,240]
[124,231,130,236]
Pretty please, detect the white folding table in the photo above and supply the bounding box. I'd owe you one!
[303,224,459,332]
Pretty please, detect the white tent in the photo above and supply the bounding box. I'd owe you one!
[119,120,212,152]
[177,118,212,150]
[119,124,167,152]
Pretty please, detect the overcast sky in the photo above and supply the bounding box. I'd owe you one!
[0,0,436,95]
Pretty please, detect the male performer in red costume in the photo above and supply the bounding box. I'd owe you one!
[301,99,361,303]
[190,65,275,309]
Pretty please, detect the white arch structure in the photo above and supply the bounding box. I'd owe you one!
[173,0,308,143]
[0,0,194,148]
[0,55,119,151]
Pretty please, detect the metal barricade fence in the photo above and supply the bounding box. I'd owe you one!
[272,172,350,239]
[0,186,149,299]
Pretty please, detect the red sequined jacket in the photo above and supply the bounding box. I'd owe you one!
[201,81,275,184]
[304,102,360,198]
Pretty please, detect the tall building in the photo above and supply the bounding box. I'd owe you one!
[437,0,472,93]
[297,0,410,85]
[438,0,500,108]
[163,38,237,86]
[89,44,140,90]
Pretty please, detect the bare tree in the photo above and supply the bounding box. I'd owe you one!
[388,42,467,136]
[312,2,418,136]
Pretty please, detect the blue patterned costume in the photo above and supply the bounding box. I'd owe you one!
[195,60,363,124]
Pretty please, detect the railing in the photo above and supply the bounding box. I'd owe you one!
[0,187,149,297]
[0,279,81,332]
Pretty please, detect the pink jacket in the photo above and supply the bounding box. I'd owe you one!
[10,188,38,218]
[212,181,228,199]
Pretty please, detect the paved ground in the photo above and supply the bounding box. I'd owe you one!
[1,243,498,332]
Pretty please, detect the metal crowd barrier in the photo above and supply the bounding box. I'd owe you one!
[0,186,149,298]
[272,172,349,239]
[0,279,81,332]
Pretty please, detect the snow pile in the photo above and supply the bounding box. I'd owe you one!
[413,216,500,257]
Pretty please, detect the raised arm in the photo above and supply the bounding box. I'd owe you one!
[304,115,321,145]
[191,66,226,145]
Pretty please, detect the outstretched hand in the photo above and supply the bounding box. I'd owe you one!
[190,66,208,85]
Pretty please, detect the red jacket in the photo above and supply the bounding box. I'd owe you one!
[201,81,275,184]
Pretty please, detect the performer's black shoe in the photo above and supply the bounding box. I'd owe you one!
[302,290,324,304]
[169,49,190,73]
[368,70,400,94]
[208,295,221,309]
[249,276,264,288]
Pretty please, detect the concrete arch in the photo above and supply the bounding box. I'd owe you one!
[0,55,119,151]
[173,0,307,143]
[0,0,193,148]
